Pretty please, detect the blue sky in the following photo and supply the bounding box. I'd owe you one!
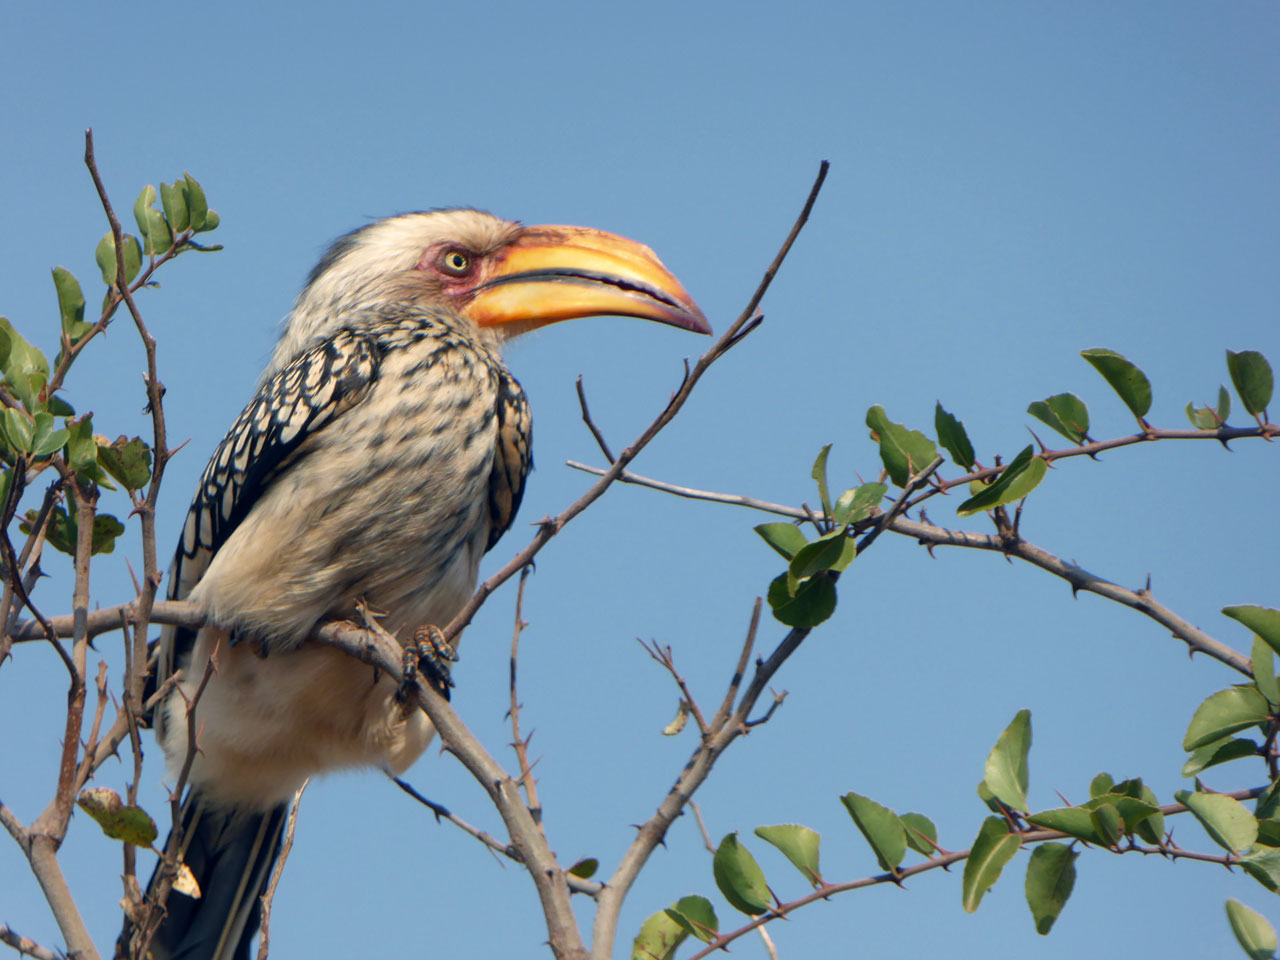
[2,2,1278,957]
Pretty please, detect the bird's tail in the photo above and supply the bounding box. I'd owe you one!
[119,793,286,960]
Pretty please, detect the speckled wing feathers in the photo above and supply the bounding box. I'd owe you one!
[487,376,532,550]
[170,331,380,605]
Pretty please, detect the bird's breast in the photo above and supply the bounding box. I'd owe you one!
[189,334,513,647]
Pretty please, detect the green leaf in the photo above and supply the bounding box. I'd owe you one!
[1089,773,1115,798]
[1254,637,1280,706]
[840,792,906,872]
[3,408,33,453]
[1134,784,1165,845]
[1186,386,1231,429]
[75,787,158,846]
[28,506,125,557]
[962,817,1021,913]
[1182,737,1261,777]
[977,780,1004,815]
[51,267,90,343]
[160,181,190,233]
[1086,792,1160,834]
[1028,806,1106,845]
[96,436,152,490]
[811,444,832,518]
[788,532,850,590]
[1025,843,1077,935]
[1257,819,1280,848]
[1227,350,1274,420]
[1184,686,1272,751]
[956,446,1046,518]
[755,824,822,886]
[832,482,886,525]
[183,172,209,230]
[133,185,172,255]
[766,572,837,628]
[47,394,75,417]
[665,896,718,944]
[631,907,686,960]
[1177,790,1259,854]
[935,402,975,470]
[1081,348,1153,421]
[712,833,772,915]
[1028,393,1090,444]
[900,812,939,855]
[65,416,98,475]
[29,412,67,458]
[567,857,597,879]
[1242,847,1280,894]
[754,522,807,561]
[865,405,938,487]
[1226,899,1278,960]
[1259,782,1280,820]
[0,317,51,412]
[133,185,156,239]
[1089,802,1124,847]
[983,709,1031,812]
[200,210,220,232]
[1226,607,1280,658]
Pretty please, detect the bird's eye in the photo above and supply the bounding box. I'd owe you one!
[439,249,472,276]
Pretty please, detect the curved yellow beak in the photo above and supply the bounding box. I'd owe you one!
[466,225,710,338]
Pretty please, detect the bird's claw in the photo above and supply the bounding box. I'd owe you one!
[398,624,457,702]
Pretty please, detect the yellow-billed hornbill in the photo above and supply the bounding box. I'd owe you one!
[129,210,707,960]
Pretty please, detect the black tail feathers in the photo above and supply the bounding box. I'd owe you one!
[119,794,286,960]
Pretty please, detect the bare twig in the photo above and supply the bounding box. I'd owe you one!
[0,924,63,960]
[575,377,615,464]
[709,599,761,735]
[889,515,1252,676]
[256,779,308,960]
[390,776,602,896]
[641,641,710,738]
[507,566,542,814]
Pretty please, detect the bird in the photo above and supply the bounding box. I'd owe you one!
[122,209,708,960]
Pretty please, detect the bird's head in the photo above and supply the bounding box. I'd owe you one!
[273,209,708,373]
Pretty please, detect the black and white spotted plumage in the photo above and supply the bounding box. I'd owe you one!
[159,314,531,713]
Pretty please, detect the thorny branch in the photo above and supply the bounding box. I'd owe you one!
[563,460,1256,677]
[685,787,1267,959]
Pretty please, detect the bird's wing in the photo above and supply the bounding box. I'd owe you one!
[485,372,532,551]
[161,329,381,673]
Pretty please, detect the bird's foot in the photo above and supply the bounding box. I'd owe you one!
[398,624,457,702]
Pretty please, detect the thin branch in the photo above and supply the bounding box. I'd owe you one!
[507,566,542,815]
[709,599,761,735]
[390,776,603,896]
[0,924,63,960]
[575,377,615,464]
[854,456,943,555]
[256,779,308,960]
[889,515,1252,676]
[641,641,710,738]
